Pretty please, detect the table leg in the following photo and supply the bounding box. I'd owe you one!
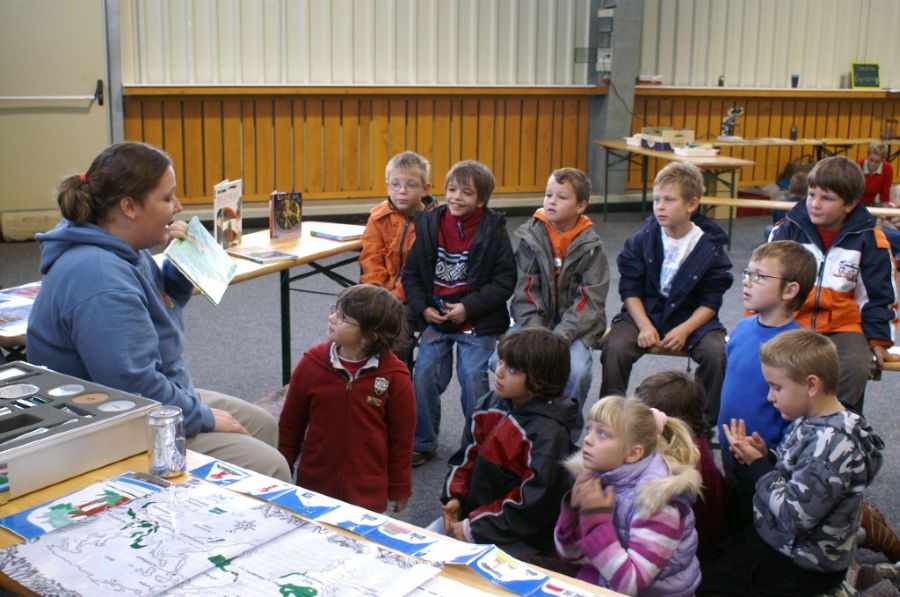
[603,148,611,221]
[280,269,292,385]
[640,155,649,219]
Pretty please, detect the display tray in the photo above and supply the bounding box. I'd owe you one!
[0,362,157,503]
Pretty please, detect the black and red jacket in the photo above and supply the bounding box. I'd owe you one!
[441,391,577,556]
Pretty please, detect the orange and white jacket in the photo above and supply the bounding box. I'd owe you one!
[770,201,897,346]
[359,195,436,302]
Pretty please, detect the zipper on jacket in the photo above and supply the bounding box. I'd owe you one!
[811,259,826,330]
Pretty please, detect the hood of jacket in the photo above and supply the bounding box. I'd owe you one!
[798,410,884,486]
[636,210,730,248]
[37,219,141,274]
[565,450,702,516]
[504,393,580,431]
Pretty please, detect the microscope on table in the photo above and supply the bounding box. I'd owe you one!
[718,107,745,141]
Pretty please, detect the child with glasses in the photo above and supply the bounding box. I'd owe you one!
[360,151,437,366]
[277,284,415,514]
[717,241,816,529]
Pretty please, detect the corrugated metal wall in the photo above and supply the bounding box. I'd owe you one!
[119,0,593,86]
[641,0,900,88]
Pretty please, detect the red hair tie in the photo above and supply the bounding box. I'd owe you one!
[79,172,87,184]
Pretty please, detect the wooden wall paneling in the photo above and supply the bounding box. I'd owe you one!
[305,99,325,193]
[534,98,554,181]
[323,99,342,192]
[274,98,293,192]
[182,100,205,200]
[743,99,760,181]
[255,99,275,195]
[387,99,407,159]
[341,99,360,192]
[415,98,434,182]
[519,98,538,186]
[460,98,479,161]
[141,101,164,150]
[222,100,242,180]
[432,98,452,189]
[358,99,373,192]
[124,99,144,140]
[405,99,418,152]
[241,100,257,195]
[201,100,224,195]
[448,99,462,170]
[477,98,496,173]
[860,101,874,143]
[503,98,522,188]
[550,98,564,170]
[162,100,185,199]
[370,99,390,191]
[492,99,507,188]
[560,99,579,168]
[576,98,589,171]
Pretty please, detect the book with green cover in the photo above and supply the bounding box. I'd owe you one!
[164,217,236,306]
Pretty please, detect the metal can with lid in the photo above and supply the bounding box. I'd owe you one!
[147,405,186,477]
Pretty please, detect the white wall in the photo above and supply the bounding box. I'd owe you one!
[641,0,900,88]
[119,0,593,85]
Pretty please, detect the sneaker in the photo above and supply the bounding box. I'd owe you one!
[861,501,900,562]
[411,449,437,467]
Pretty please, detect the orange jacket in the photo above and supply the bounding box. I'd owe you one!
[359,196,436,302]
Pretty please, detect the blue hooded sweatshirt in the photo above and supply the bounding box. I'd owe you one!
[27,220,215,436]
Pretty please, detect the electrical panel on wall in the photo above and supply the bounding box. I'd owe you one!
[596,8,614,73]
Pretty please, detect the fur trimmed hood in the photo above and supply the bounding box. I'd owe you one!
[565,450,702,516]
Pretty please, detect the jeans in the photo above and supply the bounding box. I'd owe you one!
[413,326,496,452]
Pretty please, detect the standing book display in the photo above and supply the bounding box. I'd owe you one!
[269,191,303,240]
[213,179,242,250]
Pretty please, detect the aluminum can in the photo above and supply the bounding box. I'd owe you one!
[147,405,186,477]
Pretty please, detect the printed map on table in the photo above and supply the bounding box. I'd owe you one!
[0,477,441,597]
[0,472,169,540]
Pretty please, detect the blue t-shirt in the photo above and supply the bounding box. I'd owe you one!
[718,316,799,453]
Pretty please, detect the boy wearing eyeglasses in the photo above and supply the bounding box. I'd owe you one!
[360,151,436,365]
[717,241,816,523]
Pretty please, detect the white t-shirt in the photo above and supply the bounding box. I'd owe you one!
[659,223,704,297]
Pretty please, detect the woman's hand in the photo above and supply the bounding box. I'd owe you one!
[164,220,188,246]
[211,408,250,435]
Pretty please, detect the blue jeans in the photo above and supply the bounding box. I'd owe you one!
[413,326,496,452]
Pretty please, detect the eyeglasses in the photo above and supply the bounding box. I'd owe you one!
[741,268,784,284]
[387,180,423,191]
[329,304,359,326]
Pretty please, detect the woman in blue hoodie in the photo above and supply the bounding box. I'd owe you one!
[27,142,290,481]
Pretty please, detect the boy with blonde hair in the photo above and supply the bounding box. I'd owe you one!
[511,167,609,433]
[360,151,436,364]
[600,161,733,422]
[702,330,883,596]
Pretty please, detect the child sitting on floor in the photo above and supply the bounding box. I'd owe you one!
[278,284,415,513]
[702,330,884,596]
[636,370,728,554]
[555,395,702,596]
[439,327,577,557]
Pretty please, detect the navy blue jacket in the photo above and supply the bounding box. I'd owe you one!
[613,213,733,349]
[403,205,515,335]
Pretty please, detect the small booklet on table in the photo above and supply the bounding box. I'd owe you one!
[226,247,299,264]
[308,223,366,242]
[164,217,236,306]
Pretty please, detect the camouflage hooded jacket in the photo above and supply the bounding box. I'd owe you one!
[746,410,883,572]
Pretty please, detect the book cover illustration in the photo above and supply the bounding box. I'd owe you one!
[213,179,242,250]
[269,191,303,240]
[164,217,237,306]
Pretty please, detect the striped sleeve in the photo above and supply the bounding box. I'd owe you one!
[579,503,687,595]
